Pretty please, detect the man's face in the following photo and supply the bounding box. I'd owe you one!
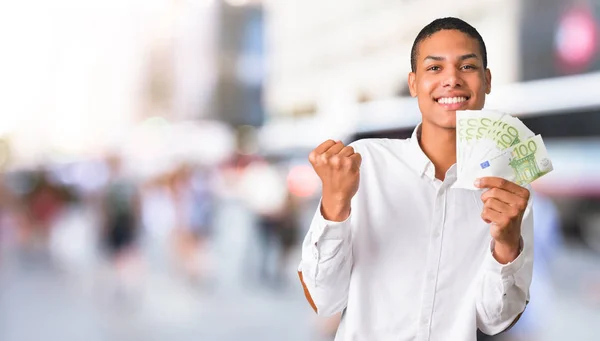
[408,29,492,130]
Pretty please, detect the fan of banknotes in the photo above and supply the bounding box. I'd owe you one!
[453,109,554,190]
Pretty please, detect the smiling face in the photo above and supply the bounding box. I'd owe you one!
[408,29,492,130]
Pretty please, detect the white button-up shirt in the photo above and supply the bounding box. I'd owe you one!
[299,125,533,341]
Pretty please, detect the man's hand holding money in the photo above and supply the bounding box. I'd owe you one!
[475,176,530,264]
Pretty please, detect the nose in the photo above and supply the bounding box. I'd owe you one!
[442,69,464,88]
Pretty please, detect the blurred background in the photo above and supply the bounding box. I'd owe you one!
[0,0,599,340]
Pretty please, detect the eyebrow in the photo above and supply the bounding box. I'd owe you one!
[423,53,479,62]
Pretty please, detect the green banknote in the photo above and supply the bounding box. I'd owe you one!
[479,134,553,185]
[483,115,534,150]
[455,110,552,190]
[456,110,503,174]
[454,135,553,189]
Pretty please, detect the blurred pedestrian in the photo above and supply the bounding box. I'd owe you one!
[171,163,216,286]
[100,154,142,303]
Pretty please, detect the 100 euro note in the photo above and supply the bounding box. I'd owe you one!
[468,114,535,169]
[456,110,503,174]
[456,110,535,182]
[454,134,554,190]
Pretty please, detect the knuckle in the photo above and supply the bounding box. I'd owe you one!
[499,178,507,187]
[330,155,341,168]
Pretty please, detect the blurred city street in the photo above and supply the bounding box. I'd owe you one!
[1,0,600,340]
[0,198,599,341]
[0,200,321,341]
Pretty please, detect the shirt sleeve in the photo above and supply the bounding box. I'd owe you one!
[476,191,534,335]
[298,198,354,317]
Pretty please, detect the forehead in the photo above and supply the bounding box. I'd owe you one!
[416,29,482,61]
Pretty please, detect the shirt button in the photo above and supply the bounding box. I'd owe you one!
[433,231,441,238]
[313,250,319,259]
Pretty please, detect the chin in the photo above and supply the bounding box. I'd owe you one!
[439,112,458,128]
[440,122,457,130]
[423,117,456,130]
[440,116,457,129]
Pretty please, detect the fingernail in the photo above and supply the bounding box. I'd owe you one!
[474,179,481,188]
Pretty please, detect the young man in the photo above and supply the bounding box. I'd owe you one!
[298,17,533,341]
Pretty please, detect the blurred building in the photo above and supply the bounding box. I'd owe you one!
[260,0,524,154]
[263,0,521,119]
[142,0,220,122]
[260,0,600,150]
[216,1,266,127]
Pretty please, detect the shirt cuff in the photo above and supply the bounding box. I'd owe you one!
[310,201,353,246]
[484,237,525,277]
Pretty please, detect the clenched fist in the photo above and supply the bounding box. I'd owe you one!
[309,140,362,221]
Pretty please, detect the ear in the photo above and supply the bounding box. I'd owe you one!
[485,68,492,94]
[408,72,417,97]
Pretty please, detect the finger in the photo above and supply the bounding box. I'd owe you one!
[313,140,337,155]
[483,197,512,214]
[481,187,523,206]
[349,153,362,169]
[338,146,355,157]
[481,206,507,226]
[309,140,336,164]
[475,177,529,199]
[323,141,345,157]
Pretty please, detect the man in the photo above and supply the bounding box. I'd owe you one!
[298,17,533,341]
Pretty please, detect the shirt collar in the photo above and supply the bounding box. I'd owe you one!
[408,123,458,182]
[408,123,434,179]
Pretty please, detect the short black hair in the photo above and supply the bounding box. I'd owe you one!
[410,17,487,72]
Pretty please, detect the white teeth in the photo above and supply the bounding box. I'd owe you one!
[438,97,466,104]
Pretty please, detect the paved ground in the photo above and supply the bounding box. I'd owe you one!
[0,201,598,341]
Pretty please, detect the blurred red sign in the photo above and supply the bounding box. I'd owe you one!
[555,6,598,73]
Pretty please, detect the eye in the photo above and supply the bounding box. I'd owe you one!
[461,64,477,70]
[427,65,441,72]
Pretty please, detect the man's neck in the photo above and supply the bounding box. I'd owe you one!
[418,122,457,181]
